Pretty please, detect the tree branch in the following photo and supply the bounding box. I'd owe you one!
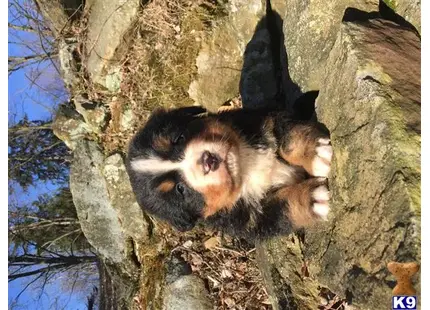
[8,22,38,33]
[9,218,80,234]
[13,272,45,301]
[9,254,97,265]
[8,124,52,133]
[8,53,55,66]
[9,140,63,170]
[42,229,81,249]
[8,53,56,74]
[8,263,69,281]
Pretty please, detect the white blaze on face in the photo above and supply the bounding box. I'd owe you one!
[130,157,182,174]
[130,139,236,191]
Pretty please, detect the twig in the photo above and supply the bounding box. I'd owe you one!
[8,23,39,33]
[42,229,81,249]
[214,246,244,256]
[11,140,63,170]
[13,272,45,301]
[59,3,83,35]
[35,22,61,76]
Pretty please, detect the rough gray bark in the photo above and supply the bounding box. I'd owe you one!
[35,0,80,36]
[162,255,212,310]
[257,18,420,310]
[384,0,421,33]
[188,0,265,111]
[70,140,146,280]
[282,0,379,96]
[85,0,140,89]
[52,103,91,150]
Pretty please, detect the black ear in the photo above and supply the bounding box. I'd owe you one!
[151,107,169,116]
[148,106,207,121]
[171,106,207,117]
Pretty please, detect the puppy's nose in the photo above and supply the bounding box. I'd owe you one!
[201,151,221,174]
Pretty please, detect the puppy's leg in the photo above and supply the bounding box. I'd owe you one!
[276,120,332,177]
[276,178,330,228]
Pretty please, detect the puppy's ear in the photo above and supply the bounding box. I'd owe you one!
[150,106,207,119]
[151,107,169,117]
[172,106,207,117]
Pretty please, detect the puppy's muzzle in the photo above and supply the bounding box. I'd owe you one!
[200,151,221,174]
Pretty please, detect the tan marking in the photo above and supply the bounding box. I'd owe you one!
[263,117,274,132]
[263,117,277,148]
[153,135,171,152]
[279,125,318,174]
[204,119,235,137]
[202,184,241,218]
[157,180,175,192]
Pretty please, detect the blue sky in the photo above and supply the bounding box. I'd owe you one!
[8,70,89,310]
[8,2,91,309]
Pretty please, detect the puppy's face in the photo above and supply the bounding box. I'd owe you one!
[126,107,243,231]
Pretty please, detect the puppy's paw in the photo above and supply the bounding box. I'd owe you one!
[283,178,330,228]
[311,138,332,177]
[311,183,330,221]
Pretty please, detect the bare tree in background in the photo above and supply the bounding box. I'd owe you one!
[8,0,69,119]
[8,118,71,189]
[8,0,72,192]
[9,0,58,73]
[7,176,97,304]
[8,1,99,308]
[8,188,99,306]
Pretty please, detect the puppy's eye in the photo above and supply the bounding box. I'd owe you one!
[172,133,185,145]
[176,183,185,195]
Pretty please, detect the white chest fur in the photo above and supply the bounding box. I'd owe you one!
[238,146,298,205]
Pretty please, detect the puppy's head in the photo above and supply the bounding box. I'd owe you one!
[126,107,244,232]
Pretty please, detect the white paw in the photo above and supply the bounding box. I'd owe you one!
[312,184,330,220]
[311,138,332,177]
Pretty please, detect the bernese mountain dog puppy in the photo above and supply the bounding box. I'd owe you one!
[125,106,332,240]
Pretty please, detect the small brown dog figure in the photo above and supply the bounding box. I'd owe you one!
[387,261,420,296]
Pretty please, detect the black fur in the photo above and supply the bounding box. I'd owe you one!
[126,107,328,239]
[205,191,294,240]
